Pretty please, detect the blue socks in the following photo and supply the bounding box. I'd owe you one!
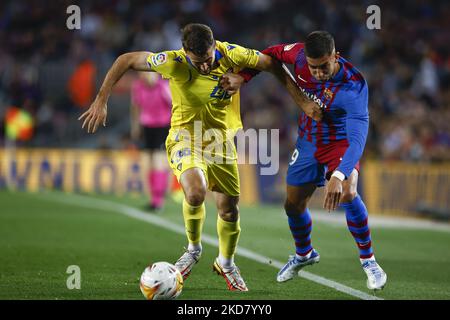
[288,208,313,257]
[341,195,373,259]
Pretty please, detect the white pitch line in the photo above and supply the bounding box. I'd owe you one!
[36,192,383,300]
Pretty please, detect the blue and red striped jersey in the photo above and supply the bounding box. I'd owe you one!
[240,43,369,178]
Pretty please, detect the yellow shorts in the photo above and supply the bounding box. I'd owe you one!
[166,129,240,196]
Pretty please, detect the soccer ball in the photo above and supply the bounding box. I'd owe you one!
[140,262,183,300]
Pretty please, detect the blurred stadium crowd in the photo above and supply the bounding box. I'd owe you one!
[0,0,449,163]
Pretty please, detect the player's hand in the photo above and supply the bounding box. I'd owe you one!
[303,100,323,122]
[78,98,108,133]
[219,73,244,95]
[324,176,342,212]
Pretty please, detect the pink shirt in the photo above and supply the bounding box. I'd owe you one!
[131,77,172,128]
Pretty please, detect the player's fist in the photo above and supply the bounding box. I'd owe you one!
[78,98,108,133]
[220,73,244,95]
[303,100,323,122]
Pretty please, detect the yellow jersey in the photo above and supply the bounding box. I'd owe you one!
[146,41,260,133]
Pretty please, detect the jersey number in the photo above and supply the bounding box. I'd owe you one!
[289,149,299,165]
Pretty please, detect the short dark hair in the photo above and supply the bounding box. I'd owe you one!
[181,23,214,57]
[304,31,335,58]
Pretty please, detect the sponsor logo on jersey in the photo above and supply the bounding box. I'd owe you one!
[151,53,167,66]
[297,86,327,110]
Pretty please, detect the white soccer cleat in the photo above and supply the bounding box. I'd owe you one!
[213,258,248,292]
[276,249,320,283]
[361,259,387,290]
[174,249,201,280]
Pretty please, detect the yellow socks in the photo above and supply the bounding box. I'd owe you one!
[182,198,241,268]
[182,198,206,249]
[217,215,241,267]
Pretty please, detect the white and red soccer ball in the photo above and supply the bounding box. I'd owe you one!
[140,262,183,300]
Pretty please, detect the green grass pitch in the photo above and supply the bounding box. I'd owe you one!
[1,190,450,300]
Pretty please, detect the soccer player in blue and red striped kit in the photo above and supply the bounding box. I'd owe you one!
[220,31,387,290]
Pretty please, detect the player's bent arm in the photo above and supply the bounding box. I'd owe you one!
[97,52,153,102]
[253,53,277,72]
[275,64,323,121]
[337,115,369,178]
[255,55,323,121]
[324,88,369,211]
[220,53,276,92]
[336,86,370,178]
[79,52,153,133]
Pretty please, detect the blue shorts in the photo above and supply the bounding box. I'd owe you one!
[286,142,326,187]
[286,139,359,187]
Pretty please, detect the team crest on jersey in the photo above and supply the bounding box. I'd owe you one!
[152,53,167,66]
[284,44,295,51]
[324,88,333,100]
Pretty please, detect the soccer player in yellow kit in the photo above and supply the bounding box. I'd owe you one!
[79,23,321,291]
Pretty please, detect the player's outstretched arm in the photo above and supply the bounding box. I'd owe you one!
[78,51,153,133]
